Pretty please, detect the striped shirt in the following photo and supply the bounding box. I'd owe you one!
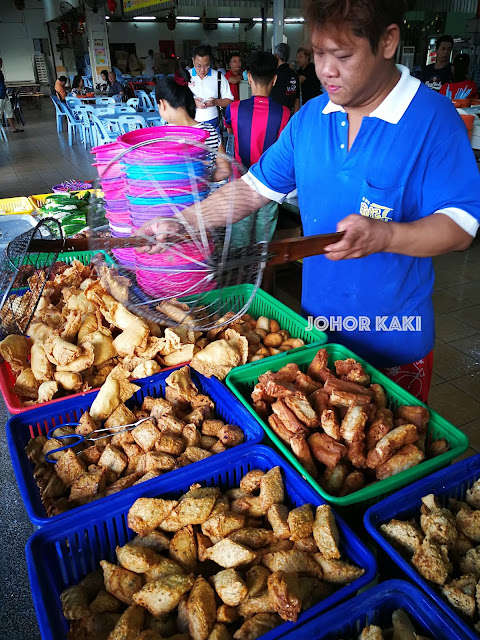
[195,122,221,175]
[225,96,290,169]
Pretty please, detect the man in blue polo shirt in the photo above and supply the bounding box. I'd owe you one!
[144,0,480,402]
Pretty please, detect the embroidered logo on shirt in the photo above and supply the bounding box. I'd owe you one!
[360,197,393,222]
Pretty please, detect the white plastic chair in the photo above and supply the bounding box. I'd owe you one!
[126,98,140,111]
[118,114,146,133]
[96,96,115,105]
[115,105,135,114]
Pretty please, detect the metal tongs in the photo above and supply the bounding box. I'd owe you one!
[45,417,152,463]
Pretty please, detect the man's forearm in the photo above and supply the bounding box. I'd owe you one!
[216,98,233,108]
[184,179,271,228]
[387,213,473,257]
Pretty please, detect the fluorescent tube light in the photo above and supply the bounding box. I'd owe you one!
[253,17,273,22]
[218,17,241,22]
[284,17,304,22]
[133,16,156,20]
[177,16,200,20]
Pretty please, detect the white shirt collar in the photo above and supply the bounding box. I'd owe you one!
[322,64,421,125]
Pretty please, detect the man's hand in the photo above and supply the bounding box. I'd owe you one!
[135,218,182,254]
[324,214,393,261]
[195,97,207,109]
[204,97,215,107]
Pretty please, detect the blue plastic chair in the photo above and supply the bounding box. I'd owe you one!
[145,114,165,127]
[59,102,83,146]
[115,105,135,114]
[94,107,116,116]
[75,104,95,148]
[66,96,81,109]
[126,97,140,111]
[118,114,146,133]
[90,113,118,145]
[82,76,93,89]
[112,94,123,104]
[134,89,155,112]
[0,120,7,142]
[95,96,115,105]
[50,96,67,133]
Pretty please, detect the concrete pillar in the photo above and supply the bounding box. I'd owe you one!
[272,0,284,50]
[85,5,112,85]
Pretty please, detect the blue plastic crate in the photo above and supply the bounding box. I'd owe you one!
[7,367,264,527]
[364,453,480,640]
[279,579,469,639]
[26,445,377,640]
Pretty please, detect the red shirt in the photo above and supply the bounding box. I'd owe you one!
[225,70,241,101]
[440,79,478,99]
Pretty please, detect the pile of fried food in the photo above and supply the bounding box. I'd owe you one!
[25,367,246,518]
[381,481,480,633]
[350,609,431,640]
[0,261,307,406]
[250,348,449,496]
[61,466,364,640]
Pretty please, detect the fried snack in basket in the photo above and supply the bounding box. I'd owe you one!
[251,347,446,497]
[60,468,364,640]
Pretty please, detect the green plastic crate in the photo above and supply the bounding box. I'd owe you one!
[183,284,327,365]
[17,249,115,269]
[226,343,469,508]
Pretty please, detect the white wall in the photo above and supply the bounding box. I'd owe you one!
[0,0,49,82]
[107,20,307,62]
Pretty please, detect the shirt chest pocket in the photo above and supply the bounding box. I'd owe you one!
[358,180,405,223]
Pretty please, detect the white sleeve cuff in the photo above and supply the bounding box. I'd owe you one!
[435,208,479,237]
[241,171,288,204]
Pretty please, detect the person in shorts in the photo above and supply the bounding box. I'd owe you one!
[0,58,23,133]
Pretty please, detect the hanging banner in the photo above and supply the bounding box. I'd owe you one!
[123,0,174,13]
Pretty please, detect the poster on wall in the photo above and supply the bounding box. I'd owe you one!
[123,0,174,13]
[95,47,107,65]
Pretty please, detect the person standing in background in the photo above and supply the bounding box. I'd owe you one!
[0,58,23,133]
[270,43,300,114]
[296,47,322,104]
[225,51,290,248]
[421,35,453,91]
[440,54,478,100]
[188,45,233,128]
[145,49,156,77]
[225,54,242,102]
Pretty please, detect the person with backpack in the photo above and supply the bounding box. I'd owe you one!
[188,45,233,129]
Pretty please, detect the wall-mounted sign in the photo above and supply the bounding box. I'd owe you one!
[123,0,173,13]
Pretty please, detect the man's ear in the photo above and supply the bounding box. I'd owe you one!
[247,71,252,85]
[381,23,400,61]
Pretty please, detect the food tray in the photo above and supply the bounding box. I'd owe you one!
[0,196,35,215]
[184,284,328,363]
[279,579,469,639]
[364,454,480,640]
[226,343,468,508]
[0,250,115,414]
[7,367,265,527]
[26,445,376,640]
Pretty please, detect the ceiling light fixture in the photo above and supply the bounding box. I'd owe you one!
[133,16,157,20]
[284,17,305,23]
[218,17,240,22]
[253,17,273,22]
[176,16,200,20]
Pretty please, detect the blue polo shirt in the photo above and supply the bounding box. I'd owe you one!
[245,65,480,368]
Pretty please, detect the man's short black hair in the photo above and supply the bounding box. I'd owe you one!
[193,45,211,59]
[436,34,454,50]
[59,75,67,83]
[249,51,278,85]
[148,49,154,55]
[229,52,241,61]
[274,43,290,62]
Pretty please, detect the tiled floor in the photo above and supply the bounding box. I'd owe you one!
[0,101,97,197]
[1,100,480,638]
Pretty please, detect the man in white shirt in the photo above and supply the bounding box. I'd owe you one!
[145,49,155,77]
[188,45,233,128]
